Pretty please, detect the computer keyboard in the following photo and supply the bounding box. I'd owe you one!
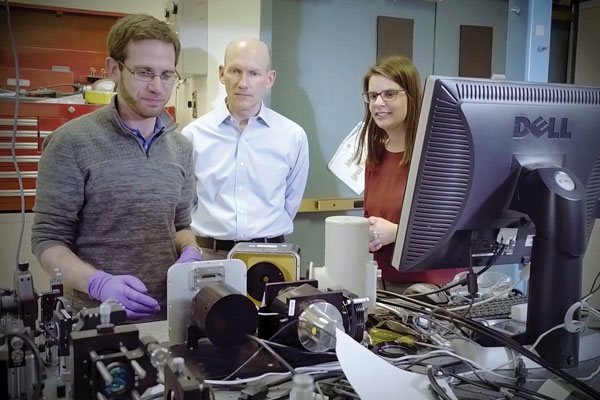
[442,293,528,319]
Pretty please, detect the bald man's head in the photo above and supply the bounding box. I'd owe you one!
[224,38,272,70]
[219,38,276,120]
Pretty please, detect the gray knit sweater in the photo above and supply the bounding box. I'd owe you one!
[31,99,195,314]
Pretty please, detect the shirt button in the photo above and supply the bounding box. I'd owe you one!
[240,210,245,214]
[238,186,243,191]
[240,162,244,167]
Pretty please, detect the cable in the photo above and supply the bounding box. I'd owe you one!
[391,348,517,381]
[449,373,556,400]
[589,269,600,296]
[378,296,473,339]
[448,371,500,392]
[460,297,475,318]
[380,298,600,400]
[388,243,508,300]
[524,297,590,353]
[410,311,476,343]
[246,335,296,376]
[265,371,345,392]
[447,279,523,312]
[223,319,299,380]
[317,376,361,399]
[222,347,264,381]
[460,267,479,318]
[489,297,593,371]
[582,299,600,320]
[448,355,494,385]
[577,363,600,381]
[399,353,463,372]
[208,372,292,386]
[261,339,336,357]
[314,381,325,399]
[207,364,343,387]
[427,366,453,400]
[529,323,565,353]
[581,290,600,321]
[4,0,26,267]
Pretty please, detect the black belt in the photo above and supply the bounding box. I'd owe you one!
[196,235,285,252]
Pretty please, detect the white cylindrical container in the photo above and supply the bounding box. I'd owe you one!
[323,216,370,297]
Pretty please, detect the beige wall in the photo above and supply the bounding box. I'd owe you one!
[583,222,600,309]
[205,0,262,110]
[175,0,263,129]
[575,0,600,86]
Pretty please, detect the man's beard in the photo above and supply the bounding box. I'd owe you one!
[119,84,166,118]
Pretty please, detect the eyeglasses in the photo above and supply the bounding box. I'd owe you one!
[362,89,405,104]
[118,61,180,85]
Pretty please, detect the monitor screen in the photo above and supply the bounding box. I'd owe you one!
[392,76,600,368]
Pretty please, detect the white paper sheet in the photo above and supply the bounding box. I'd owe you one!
[328,121,366,195]
[335,328,433,400]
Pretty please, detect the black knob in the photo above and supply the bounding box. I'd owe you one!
[18,261,29,272]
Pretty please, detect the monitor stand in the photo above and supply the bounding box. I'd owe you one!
[513,166,587,368]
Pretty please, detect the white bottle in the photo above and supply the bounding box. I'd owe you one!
[289,374,314,400]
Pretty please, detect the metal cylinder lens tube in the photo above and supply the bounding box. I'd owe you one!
[190,283,258,347]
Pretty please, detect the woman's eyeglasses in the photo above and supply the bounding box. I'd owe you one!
[362,89,405,104]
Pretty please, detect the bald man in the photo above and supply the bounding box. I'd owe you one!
[181,38,309,258]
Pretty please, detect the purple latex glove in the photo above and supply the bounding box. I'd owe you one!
[87,270,160,319]
[175,246,203,263]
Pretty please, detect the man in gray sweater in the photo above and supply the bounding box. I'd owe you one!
[31,14,202,320]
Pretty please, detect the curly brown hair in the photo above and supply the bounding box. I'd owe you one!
[354,56,422,166]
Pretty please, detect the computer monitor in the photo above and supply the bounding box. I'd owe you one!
[392,76,600,368]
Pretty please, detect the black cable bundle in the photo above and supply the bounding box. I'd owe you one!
[379,296,600,400]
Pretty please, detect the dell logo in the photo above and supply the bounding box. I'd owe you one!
[513,116,572,139]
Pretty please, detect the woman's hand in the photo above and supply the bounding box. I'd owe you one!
[368,216,398,252]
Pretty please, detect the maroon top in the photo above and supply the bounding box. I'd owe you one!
[364,150,462,284]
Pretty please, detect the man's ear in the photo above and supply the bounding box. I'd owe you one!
[218,65,225,84]
[266,69,276,89]
[106,57,121,82]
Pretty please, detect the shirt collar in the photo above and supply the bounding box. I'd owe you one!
[256,103,270,126]
[114,97,165,138]
[218,98,271,127]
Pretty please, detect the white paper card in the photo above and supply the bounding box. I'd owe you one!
[335,328,434,400]
[328,121,366,195]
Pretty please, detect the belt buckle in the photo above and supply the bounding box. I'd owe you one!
[212,239,217,252]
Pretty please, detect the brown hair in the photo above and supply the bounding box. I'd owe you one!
[107,14,181,65]
[354,56,422,166]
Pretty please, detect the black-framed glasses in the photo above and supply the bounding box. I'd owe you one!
[362,89,405,104]
[118,61,180,85]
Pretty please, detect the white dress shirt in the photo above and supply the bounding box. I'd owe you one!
[181,100,309,240]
